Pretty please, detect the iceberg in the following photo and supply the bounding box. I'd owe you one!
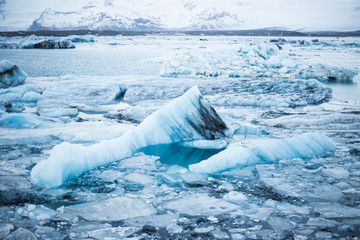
[24,40,75,49]
[0,60,27,88]
[298,64,357,83]
[30,86,227,188]
[189,132,336,173]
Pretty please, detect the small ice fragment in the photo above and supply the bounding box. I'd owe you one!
[27,204,36,211]
[113,86,127,102]
[36,213,51,221]
[164,193,238,216]
[224,191,248,203]
[167,165,188,174]
[124,173,154,185]
[0,113,44,128]
[57,206,64,213]
[65,197,156,221]
[166,224,183,234]
[322,167,349,179]
[22,91,41,102]
[3,228,36,240]
[315,231,332,239]
[0,60,27,88]
[180,139,227,149]
[195,226,214,233]
[207,216,218,222]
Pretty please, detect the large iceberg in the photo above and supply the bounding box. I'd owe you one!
[0,60,27,88]
[189,132,336,173]
[30,86,228,188]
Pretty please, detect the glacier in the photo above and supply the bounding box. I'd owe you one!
[189,132,336,173]
[30,86,227,188]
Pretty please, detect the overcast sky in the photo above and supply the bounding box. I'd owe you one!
[1,0,360,31]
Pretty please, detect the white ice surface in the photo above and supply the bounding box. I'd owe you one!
[164,193,238,216]
[189,132,336,173]
[64,197,156,221]
[160,43,357,83]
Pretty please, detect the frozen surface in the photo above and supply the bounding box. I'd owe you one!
[0,35,359,239]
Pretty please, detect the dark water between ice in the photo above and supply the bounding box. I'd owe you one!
[0,48,161,77]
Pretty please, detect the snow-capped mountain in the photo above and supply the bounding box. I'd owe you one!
[28,0,248,31]
[1,0,360,32]
[28,0,161,31]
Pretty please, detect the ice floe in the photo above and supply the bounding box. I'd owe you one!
[164,193,238,216]
[65,197,156,221]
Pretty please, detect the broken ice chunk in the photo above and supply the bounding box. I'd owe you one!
[164,193,238,216]
[64,197,156,221]
[0,113,47,128]
[0,60,27,89]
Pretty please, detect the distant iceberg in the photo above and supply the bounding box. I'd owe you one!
[160,44,357,83]
[31,86,228,188]
[189,132,336,173]
[23,40,75,49]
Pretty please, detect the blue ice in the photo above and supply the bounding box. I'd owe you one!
[30,86,228,188]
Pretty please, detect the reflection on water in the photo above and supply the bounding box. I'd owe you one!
[326,75,360,101]
[139,143,225,167]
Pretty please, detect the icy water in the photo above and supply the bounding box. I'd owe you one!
[1,35,360,239]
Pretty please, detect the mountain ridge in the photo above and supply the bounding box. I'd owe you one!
[1,0,360,32]
[2,29,360,37]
